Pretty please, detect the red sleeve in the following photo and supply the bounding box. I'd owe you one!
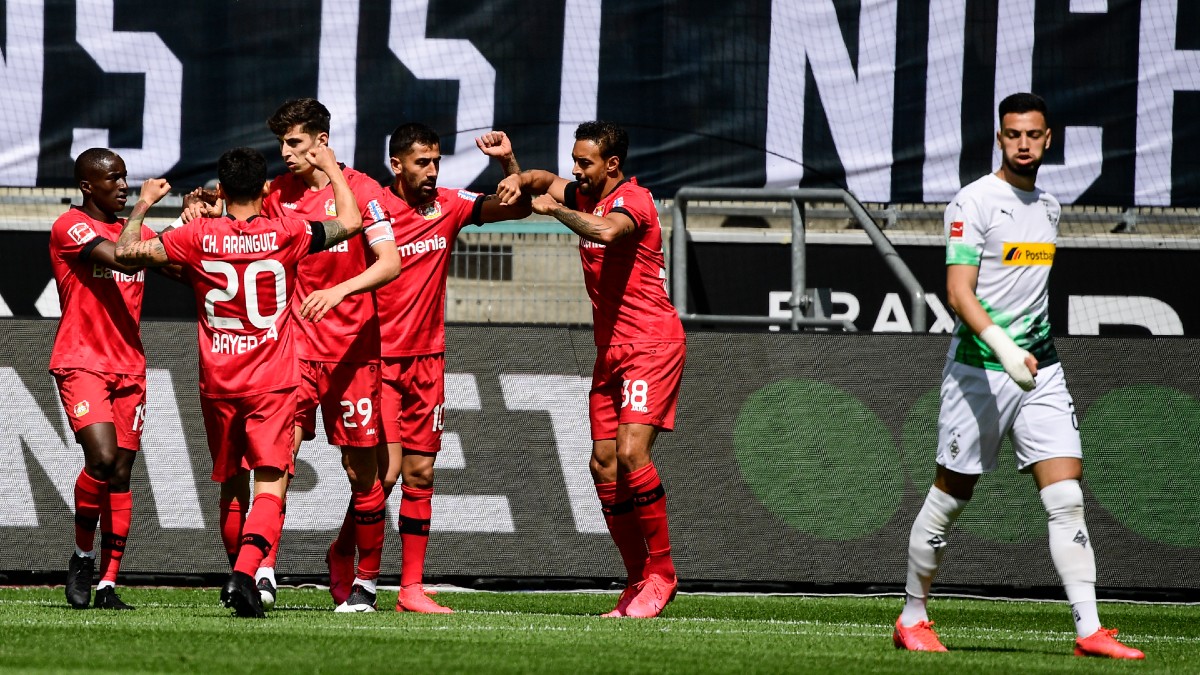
[349,172,390,226]
[50,215,101,261]
[283,216,316,262]
[450,188,483,230]
[159,223,193,265]
[610,186,657,231]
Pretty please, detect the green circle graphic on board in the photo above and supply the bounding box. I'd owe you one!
[1081,385,1200,547]
[901,389,1048,543]
[733,379,903,540]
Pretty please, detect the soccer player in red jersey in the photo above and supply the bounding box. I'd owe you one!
[250,98,399,613]
[113,145,363,617]
[325,123,528,613]
[50,148,161,611]
[496,121,685,618]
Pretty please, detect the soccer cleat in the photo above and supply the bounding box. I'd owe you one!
[93,587,135,610]
[256,576,277,611]
[65,553,95,609]
[601,584,641,618]
[221,571,265,618]
[892,616,948,652]
[334,584,377,613]
[396,584,453,614]
[1074,627,1145,660]
[623,574,678,619]
[326,543,354,607]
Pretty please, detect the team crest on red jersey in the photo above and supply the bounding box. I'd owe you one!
[418,201,442,220]
[324,198,337,217]
[73,401,90,418]
[67,222,97,246]
[592,205,605,216]
[949,221,964,239]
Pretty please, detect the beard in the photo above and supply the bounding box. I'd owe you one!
[1004,154,1041,178]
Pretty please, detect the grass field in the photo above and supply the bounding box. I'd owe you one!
[0,587,1195,673]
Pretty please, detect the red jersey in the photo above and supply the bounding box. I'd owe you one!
[564,177,685,346]
[161,215,316,398]
[48,207,153,374]
[376,186,483,357]
[263,166,393,363]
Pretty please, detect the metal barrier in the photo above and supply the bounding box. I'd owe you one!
[670,187,927,332]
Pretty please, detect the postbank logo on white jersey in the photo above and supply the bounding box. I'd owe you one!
[1002,242,1055,265]
[418,201,442,221]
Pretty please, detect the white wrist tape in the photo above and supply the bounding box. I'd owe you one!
[979,324,1036,391]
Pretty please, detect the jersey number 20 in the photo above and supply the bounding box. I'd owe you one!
[201,260,287,329]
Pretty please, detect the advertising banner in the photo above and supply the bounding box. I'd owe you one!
[2,322,1197,592]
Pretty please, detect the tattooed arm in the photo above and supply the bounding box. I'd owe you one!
[532,193,635,245]
[114,178,172,267]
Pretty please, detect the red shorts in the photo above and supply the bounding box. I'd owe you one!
[201,389,297,482]
[295,359,383,447]
[51,368,146,450]
[380,354,445,453]
[589,342,685,440]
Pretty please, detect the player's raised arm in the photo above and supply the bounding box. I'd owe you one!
[114,178,172,267]
[306,145,363,247]
[475,130,533,223]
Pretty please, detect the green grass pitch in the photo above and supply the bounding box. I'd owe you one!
[0,587,1196,673]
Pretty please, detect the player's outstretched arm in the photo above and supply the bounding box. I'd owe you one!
[947,264,1037,390]
[532,193,635,245]
[300,236,400,322]
[496,169,568,206]
[114,178,172,267]
[306,145,363,248]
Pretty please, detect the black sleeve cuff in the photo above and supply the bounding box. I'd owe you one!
[564,182,578,211]
[308,221,326,253]
[79,236,106,261]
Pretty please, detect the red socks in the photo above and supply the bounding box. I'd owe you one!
[332,503,355,556]
[99,490,132,584]
[233,493,283,577]
[626,463,676,580]
[73,470,105,552]
[595,481,648,584]
[259,506,286,569]
[352,481,387,580]
[398,485,433,587]
[219,498,246,569]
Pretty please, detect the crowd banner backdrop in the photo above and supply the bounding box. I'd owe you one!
[0,1,1195,205]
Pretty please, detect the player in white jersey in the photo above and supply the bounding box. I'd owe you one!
[892,93,1143,660]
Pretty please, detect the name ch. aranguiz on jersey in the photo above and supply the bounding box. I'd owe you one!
[201,233,279,254]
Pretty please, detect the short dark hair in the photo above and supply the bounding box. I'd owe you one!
[388,122,440,158]
[998,93,1048,125]
[267,98,331,137]
[575,121,628,169]
[74,147,120,183]
[218,147,267,203]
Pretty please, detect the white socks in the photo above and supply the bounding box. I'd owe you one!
[75,547,96,559]
[255,567,276,586]
[355,577,378,595]
[1040,479,1100,638]
[901,486,969,626]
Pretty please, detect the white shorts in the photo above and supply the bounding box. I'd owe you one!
[937,360,1082,474]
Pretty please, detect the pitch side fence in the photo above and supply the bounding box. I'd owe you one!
[1,321,1197,596]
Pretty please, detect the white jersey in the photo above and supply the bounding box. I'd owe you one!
[944,173,1061,370]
